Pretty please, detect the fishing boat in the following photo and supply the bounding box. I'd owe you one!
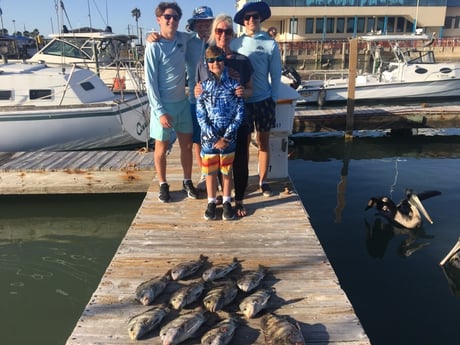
[0,61,149,152]
[297,32,460,106]
[28,28,144,92]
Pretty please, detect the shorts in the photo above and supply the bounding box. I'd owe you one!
[149,98,192,141]
[245,97,276,133]
[201,152,235,176]
[190,102,201,144]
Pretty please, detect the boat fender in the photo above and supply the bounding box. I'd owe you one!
[318,88,326,107]
[113,77,126,91]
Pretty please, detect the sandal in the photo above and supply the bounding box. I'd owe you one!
[235,202,247,217]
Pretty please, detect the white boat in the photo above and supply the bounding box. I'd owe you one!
[0,62,150,152]
[28,29,144,92]
[298,33,460,106]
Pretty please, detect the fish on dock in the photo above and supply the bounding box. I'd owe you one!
[127,304,170,340]
[159,308,207,345]
[260,313,306,345]
[237,265,267,292]
[171,254,209,281]
[135,270,171,306]
[239,287,275,319]
[202,257,242,282]
[170,280,206,310]
[200,316,239,345]
[203,280,239,313]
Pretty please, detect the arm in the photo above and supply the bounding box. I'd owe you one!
[269,41,283,102]
[144,43,167,120]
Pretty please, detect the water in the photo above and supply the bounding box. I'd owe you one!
[2,130,460,345]
[0,193,144,345]
[289,130,460,345]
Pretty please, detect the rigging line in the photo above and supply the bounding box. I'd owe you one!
[60,1,73,30]
[92,0,108,27]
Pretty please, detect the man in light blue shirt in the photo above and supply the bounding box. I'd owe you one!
[230,1,282,197]
[144,2,198,203]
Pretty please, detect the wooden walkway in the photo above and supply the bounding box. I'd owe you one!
[65,146,370,345]
[0,150,154,194]
[294,104,460,133]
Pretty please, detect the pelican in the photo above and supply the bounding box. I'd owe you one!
[365,189,441,229]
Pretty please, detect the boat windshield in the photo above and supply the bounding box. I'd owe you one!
[41,39,89,59]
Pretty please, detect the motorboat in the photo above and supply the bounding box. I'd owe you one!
[0,62,150,151]
[297,33,460,106]
[28,29,144,92]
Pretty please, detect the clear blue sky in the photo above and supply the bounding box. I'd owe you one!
[0,0,238,36]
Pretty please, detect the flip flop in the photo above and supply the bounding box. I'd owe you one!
[235,203,247,217]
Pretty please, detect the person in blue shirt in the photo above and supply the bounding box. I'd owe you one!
[230,1,282,198]
[144,2,198,203]
[196,46,244,221]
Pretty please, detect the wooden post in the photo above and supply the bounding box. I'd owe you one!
[345,38,358,140]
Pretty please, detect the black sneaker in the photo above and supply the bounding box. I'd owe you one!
[183,180,198,199]
[222,201,235,220]
[260,183,273,197]
[204,202,217,220]
[158,183,171,203]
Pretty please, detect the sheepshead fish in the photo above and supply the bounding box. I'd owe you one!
[160,308,207,345]
[239,287,275,319]
[260,313,305,345]
[135,270,171,306]
[170,280,206,310]
[203,280,238,313]
[236,265,266,292]
[171,254,209,281]
[202,257,242,282]
[200,316,238,345]
[127,304,170,340]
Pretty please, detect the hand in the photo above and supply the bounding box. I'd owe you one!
[147,32,161,43]
[235,85,245,98]
[159,114,173,128]
[213,138,229,150]
[194,82,203,98]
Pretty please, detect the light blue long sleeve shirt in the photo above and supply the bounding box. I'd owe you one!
[144,32,189,119]
[230,31,282,103]
[185,33,206,104]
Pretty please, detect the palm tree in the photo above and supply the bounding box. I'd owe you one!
[131,8,141,44]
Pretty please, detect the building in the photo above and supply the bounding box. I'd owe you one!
[235,0,460,39]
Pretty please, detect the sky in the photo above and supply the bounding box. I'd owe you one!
[0,0,239,37]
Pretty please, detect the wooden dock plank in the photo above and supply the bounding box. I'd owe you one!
[65,146,370,345]
[0,150,155,194]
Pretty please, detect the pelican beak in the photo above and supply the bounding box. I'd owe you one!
[409,194,434,224]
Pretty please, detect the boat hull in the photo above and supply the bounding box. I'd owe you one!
[0,95,150,151]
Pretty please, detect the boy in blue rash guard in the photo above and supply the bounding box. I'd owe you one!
[230,1,282,198]
[144,2,198,203]
[197,46,244,221]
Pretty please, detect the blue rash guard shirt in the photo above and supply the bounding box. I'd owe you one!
[196,68,244,154]
[230,30,282,103]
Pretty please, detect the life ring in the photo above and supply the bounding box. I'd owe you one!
[318,88,326,107]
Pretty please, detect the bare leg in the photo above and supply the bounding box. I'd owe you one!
[193,143,202,170]
[222,173,232,200]
[256,130,270,184]
[206,174,217,199]
[154,139,169,183]
[176,132,193,180]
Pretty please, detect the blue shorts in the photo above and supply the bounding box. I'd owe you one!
[149,99,192,141]
[190,102,201,144]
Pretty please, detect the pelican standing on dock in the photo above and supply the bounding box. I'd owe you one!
[365,189,441,229]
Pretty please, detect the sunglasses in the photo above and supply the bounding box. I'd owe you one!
[215,28,233,36]
[162,14,180,22]
[206,56,225,64]
[244,13,260,21]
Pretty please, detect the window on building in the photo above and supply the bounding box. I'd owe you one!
[316,18,324,34]
[337,17,345,33]
[326,18,335,33]
[456,16,460,29]
[387,17,395,32]
[305,18,314,34]
[377,17,385,32]
[367,17,375,32]
[444,16,454,29]
[357,17,365,33]
[396,17,405,32]
[347,17,355,34]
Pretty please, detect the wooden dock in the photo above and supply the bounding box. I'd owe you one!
[294,104,460,133]
[64,146,370,345]
[0,150,154,194]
